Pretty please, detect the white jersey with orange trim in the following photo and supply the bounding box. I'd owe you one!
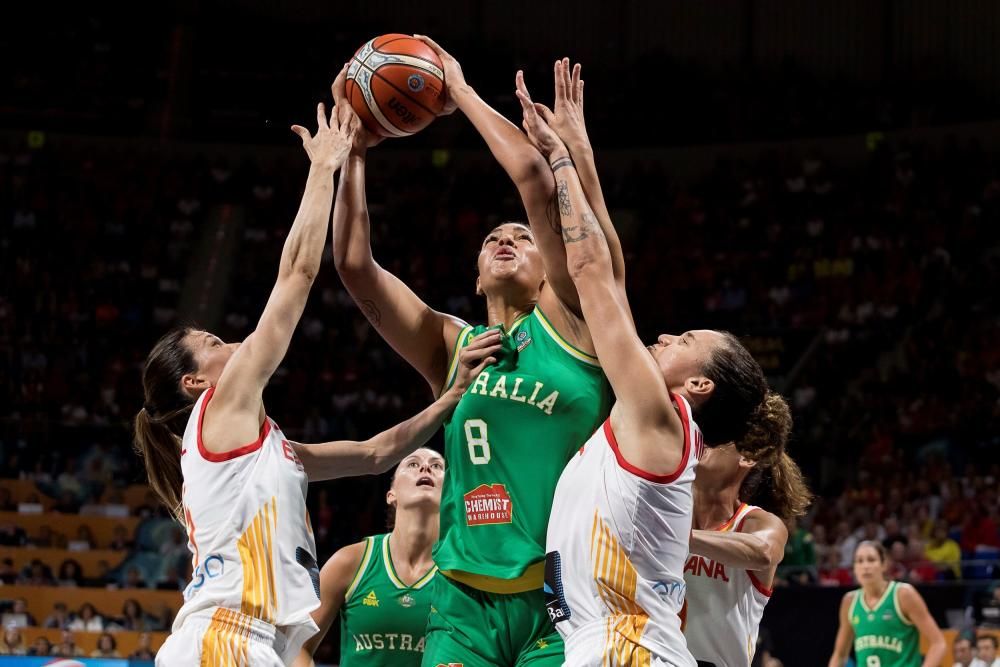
[545,394,704,666]
[682,504,771,667]
[168,387,321,664]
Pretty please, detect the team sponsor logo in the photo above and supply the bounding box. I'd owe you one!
[363,590,380,607]
[515,330,532,352]
[184,552,225,599]
[544,551,571,624]
[651,578,687,606]
[407,73,425,92]
[464,484,513,525]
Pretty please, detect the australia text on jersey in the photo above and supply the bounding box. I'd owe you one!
[467,371,559,415]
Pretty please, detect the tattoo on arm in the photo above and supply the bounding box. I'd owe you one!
[360,298,382,326]
[557,180,572,216]
[562,212,604,244]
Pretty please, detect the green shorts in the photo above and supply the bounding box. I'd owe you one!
[421,573,564,667]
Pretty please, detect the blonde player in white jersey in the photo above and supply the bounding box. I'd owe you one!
[682,402,812,667]
[133,94,502,667]
[516,63,792,666]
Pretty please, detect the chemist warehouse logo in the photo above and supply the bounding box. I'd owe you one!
[464,484,513,526]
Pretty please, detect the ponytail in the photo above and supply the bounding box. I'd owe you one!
[737,392,813,519]
[133,327,197,521]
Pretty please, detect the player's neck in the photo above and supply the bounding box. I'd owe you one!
[484,294,533,331]
[692,481,742,530]
[389,513,438,573]
[861,579,889,601]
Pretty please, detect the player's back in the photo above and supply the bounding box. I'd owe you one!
[545,394,703,666]
[683,504,771,667]
[175,387,321,662]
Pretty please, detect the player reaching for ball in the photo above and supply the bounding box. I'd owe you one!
[517,61,796,667]
[328,46,617,665]
[135,102,498,666]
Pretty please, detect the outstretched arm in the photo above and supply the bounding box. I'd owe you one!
[827,593,855,667]
[291,330,500,480]
[205,103,357,453]
[525,106,683,474]
[292,541,365,667]
[330,71,465,396]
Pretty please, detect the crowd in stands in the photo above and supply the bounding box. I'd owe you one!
[1,71,998,662]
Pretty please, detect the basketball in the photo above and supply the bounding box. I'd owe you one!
[345,34,446,138]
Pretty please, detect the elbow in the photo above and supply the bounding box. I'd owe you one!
[333,250,375,281]
[512,152,550,189]
[568,253,612,283]
[750,537,780,570]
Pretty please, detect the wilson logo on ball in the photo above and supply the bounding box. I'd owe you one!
[345,34,446,138]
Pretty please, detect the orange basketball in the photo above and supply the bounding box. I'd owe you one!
[345,34,446,138]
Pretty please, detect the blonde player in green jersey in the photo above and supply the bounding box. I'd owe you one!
[293,448,446,667]
[329,44,618,666]
[828,541,945,667]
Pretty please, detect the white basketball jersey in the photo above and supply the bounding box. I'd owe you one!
[545,394,704,666]
[683,504,771,667]
[173,387,321,663]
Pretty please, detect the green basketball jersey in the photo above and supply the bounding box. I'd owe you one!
[339,534,437,666]
[849,581,922,667]
[434,307,612,589]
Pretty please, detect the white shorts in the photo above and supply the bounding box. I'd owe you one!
[561,619,695,667]
[156,607,288,667]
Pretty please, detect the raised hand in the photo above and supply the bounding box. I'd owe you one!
[548,58,590,151]
[447,329,503,400]
[412,34,462,115]
[514,70,566,160]
[291,100,360,171]
[330,64,383,151]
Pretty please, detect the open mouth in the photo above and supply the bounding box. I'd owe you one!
[416,476,435,488]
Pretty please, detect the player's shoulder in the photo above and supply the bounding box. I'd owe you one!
[736,506,784,533]
[321,537,376,588]
[841,588,860,607]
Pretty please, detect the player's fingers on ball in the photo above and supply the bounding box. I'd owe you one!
[413,34,443,55]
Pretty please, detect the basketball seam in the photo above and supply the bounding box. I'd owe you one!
[371,45,443,73]
[348,74,408,138]
[371,70,440,118]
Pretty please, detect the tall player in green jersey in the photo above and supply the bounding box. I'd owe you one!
[828,541,945,667]
[329,44,620,665]
[294,448,448,667]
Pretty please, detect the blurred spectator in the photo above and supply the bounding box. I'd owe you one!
[114,599,150,632]
[953,636,975,667]
[0,626,27,655]
[110,524,134,551]
[88,559,116,588]
[124,566,148,589]
[0,524,26,547]
[155,563,186,591]
[57,558,84,586]
[973,634,1000,667]
[0,488,14,511]
[67,602,103,632]
[160,526,188,566]
[129,632,156,660]
[43,602,72,630]
[52,630,84,657]
[0,558,17,583]
[70,525,95,550]
[1,599,36,628]
[90,632,121,658]
[818,551,854,587]
[779,517,817,583]
[18,559,54,586]
[925,520,962,580]
[27,636,51,657]
[52,490,80,514]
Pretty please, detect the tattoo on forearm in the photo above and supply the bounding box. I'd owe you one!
[360,298,382,326]
[557,180,572,216]
[562,212,604,245]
